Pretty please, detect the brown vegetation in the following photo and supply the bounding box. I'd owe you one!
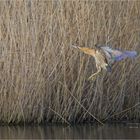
[0,0,140,124]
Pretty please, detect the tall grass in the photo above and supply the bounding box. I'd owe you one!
[0,0,140,124]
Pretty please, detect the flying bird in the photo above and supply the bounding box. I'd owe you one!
[71,45,137,80]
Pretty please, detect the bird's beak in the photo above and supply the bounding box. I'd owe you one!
[71,45,95,56]
[71,45,80,49]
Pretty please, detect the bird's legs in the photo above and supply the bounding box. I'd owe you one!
[88,66,101,80]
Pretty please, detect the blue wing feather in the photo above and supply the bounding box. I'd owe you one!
[114,51,137,61]
[100,46,137,63]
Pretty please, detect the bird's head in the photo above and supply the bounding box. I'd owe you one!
[71,45,96,56]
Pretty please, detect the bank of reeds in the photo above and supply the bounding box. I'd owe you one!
[0,0,140,124]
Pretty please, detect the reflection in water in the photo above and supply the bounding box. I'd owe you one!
[0,123,140,139]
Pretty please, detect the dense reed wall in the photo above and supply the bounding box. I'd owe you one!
[0,0,140,124]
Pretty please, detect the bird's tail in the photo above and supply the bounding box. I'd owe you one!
[115,51,137,61]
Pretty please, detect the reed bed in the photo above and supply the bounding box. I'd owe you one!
[0,0,140,124]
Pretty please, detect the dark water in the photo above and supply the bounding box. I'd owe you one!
[0,123,140,139]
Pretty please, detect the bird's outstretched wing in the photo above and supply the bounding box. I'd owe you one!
[100,46,137,64]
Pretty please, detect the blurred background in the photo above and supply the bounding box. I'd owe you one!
[0,0,140,124]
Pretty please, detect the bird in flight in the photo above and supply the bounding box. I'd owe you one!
[71,45,137,80]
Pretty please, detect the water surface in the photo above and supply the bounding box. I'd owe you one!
[0,123,140,139]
